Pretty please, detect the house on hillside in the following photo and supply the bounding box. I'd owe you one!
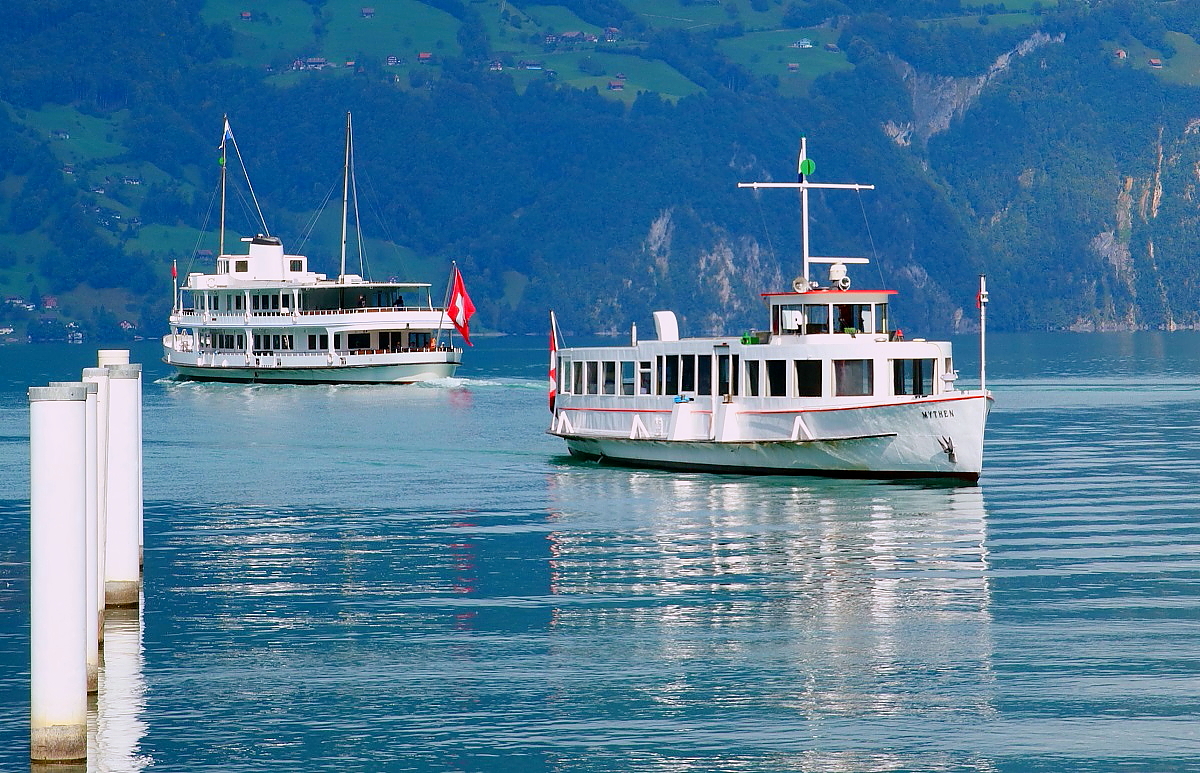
[604,27,622,42]
[361,7,375,17]
[1114,49,1127,59]
[239,11,251,21]
[608,81,624,90]
[1149,58,1163,68]
[418,52,433,63]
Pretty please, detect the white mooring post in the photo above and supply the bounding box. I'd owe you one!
[104,363,143,608]
[97,349,130,367]
[49,381,100,694]
[82,366,111,637]
[29,385,89,763]
[99,350,143,567]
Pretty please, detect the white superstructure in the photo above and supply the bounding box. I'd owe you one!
[548,139,992,480]
[163,114,466,383]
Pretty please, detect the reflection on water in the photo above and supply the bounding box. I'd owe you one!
[91,607,150,772]
[541,470,994,769]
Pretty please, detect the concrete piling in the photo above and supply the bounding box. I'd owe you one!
[103,363,143,608]
[28,385,89,763]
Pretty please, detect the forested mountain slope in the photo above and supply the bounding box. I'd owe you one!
[1,0,1198,341]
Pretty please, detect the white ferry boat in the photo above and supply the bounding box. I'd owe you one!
[163,115,473,384]
[548,139,993,480]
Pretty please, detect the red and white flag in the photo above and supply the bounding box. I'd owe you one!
[447,265,475,346]
[549,310,559,413]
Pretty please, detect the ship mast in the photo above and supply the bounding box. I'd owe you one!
[219,116,228,259]
[339,112,352,279]
[738,137,875,287]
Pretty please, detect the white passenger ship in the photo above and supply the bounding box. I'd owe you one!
[163,115,471,384]
[548,139,993,480]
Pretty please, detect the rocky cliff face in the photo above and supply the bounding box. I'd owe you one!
[639,206,784,336]
[885,32,1065,148]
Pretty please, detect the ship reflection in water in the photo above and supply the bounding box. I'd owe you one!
[543,469,993,758]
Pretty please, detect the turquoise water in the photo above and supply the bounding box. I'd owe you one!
[2,333,1200,771]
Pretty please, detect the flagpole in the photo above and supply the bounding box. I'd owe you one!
[435,263,456,349]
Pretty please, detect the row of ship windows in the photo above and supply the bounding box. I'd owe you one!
[217,259,305,274]
[773,302,888,335]
[197,330,433,352]
[560,355,941,399]
[191,291,406,311]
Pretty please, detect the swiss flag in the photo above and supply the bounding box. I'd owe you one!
[447,266,475,346]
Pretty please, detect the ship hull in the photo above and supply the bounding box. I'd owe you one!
[551,393,991,481]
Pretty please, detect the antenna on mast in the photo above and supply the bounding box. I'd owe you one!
[738,137,875,288]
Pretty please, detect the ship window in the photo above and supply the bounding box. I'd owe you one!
[319,334,327,350]
[697,355,712,395]
[766,360,787,397]
[794,360,822,397]
[834,304,871,334]
[272,335,281,350]
[237,334,244,350]
[290,259,303,272]
[347,333,370,350]
[804,304,830,334]
[718,354,738,396]
[572,361,584,395]
[894,358,935,396]
[660,355,680,396]
[281,335,293,350]
[681,355,695,392]
[835,359,874,396]
[778,304,803,334]
[236,296,244,310]
[281,295,291,309]
[586,361,599,394]
[638,361,652,395]
[621,362,635,395]
[875,303,888,333]
[602,361,617,395]
[235,260,248,272]
[334,334,342,350]
[308,334,317,350]
[271,295,280,310]
[252,296,260,310]
[745,360,760,396]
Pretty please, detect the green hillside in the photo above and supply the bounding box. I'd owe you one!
[2,0,1200,342]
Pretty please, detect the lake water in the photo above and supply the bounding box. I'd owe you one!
[2,332,1199,771]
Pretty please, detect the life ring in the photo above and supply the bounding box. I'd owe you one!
[207,278,215,287]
